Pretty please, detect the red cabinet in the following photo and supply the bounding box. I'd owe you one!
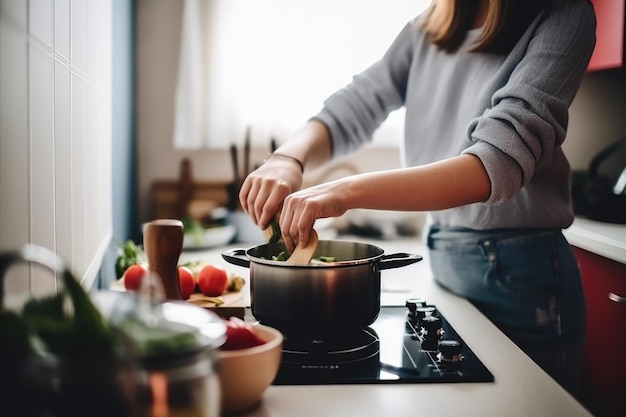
[588,0,625,71]
[574,247,626,417]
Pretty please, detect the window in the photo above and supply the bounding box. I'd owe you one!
[174,0,431,149]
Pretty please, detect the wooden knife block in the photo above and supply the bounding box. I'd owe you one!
[150,158,236,220]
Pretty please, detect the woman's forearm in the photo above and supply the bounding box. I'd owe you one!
[342,154,491,212]
[273,119,333,172]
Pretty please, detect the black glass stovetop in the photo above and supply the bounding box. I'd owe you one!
[262,302,494,385]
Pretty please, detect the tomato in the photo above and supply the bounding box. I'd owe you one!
[221,317,265,351]
[123,264,148,291]
[178,266,196,299]
[197,264,229,297]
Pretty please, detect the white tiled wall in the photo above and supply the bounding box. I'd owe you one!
[0,0,112,301]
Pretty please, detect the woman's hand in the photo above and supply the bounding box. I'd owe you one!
[279,179,350,252]
[278,154,491,251]
[238,120,334,240]
[238,156,303,231]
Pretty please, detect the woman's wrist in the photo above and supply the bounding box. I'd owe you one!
[265,152,305,173]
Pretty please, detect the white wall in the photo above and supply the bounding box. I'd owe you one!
[0,0,112,299]
[563,71,626,170]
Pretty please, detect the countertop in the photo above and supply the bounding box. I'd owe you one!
[183,237,593,417]
[563,217,626,264]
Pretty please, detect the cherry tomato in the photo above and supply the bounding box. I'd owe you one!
[123,264,148,291]
[197,264,229,297]
[178,266,196,299]
[221,317,265,351]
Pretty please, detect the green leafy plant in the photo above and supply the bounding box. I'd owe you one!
[115,239,142,278]
[0,247,130,417]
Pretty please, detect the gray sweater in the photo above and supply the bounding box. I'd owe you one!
[314,0,596,230]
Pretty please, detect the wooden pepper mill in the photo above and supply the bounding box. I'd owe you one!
[143,219,183,300]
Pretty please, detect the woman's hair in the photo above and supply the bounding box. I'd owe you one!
[420,0,554,54]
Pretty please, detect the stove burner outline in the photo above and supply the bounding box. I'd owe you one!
[267,305,494,385]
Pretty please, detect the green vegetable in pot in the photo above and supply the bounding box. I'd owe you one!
[270,252,337,263]
[266,219,282,244]
[316,256,337,263]
[272,250,289,261]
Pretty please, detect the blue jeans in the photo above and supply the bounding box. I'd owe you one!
[427,226,585,394]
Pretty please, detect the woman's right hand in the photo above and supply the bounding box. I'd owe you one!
[238,155,303,231]
[238,119,333,239]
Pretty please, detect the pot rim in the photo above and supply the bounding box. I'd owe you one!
[245,239,385,268]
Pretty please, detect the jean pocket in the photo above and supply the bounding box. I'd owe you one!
[482,232,560,304]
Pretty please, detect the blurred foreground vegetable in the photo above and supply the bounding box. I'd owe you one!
[0,245,131,417]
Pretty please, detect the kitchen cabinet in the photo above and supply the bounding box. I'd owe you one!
[588,0,625,71]
[564,218,626,417]
[574,247,626,417]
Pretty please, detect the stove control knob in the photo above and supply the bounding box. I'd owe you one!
[420,315,444,351]
[438,339,464,363]
[421,315,444,340]
[415,306,437,325]
[405,298,427,314]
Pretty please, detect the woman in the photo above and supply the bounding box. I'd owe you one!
[239,0,596,394]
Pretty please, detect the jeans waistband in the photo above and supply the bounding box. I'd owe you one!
[426,226,562,249]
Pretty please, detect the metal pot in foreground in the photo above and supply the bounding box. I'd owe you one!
[222,240,422,332]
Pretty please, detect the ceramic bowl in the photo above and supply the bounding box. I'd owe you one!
[182,224,237,250]
[217,324,283,415]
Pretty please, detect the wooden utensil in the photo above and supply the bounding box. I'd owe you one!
[143,219,184,300]
[286,229,319,265]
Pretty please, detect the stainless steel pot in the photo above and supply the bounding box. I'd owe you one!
[222,240,422,331]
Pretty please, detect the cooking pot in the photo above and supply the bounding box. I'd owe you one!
[222,240,422,332]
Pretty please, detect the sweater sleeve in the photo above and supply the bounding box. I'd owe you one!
[313,20,416,157]
[463,0,596,205]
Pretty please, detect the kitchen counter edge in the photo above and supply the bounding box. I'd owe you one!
[563,217,626,264]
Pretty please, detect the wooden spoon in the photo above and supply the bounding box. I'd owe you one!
[286,229,319,265]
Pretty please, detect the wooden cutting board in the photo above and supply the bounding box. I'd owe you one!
[110,279,245,319]
[186,292,245,319]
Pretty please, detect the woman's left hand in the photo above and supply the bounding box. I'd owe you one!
[238,157,303,230]
[279,179,349,252]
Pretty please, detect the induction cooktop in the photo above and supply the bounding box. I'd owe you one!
[264,300,494,385]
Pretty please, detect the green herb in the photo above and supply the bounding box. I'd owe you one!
[272,250,289,261]
[316,256,337,263]
[115,239,142,278]
[267,219,282,244]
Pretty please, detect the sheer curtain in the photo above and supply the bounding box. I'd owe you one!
[173,0,431,149]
